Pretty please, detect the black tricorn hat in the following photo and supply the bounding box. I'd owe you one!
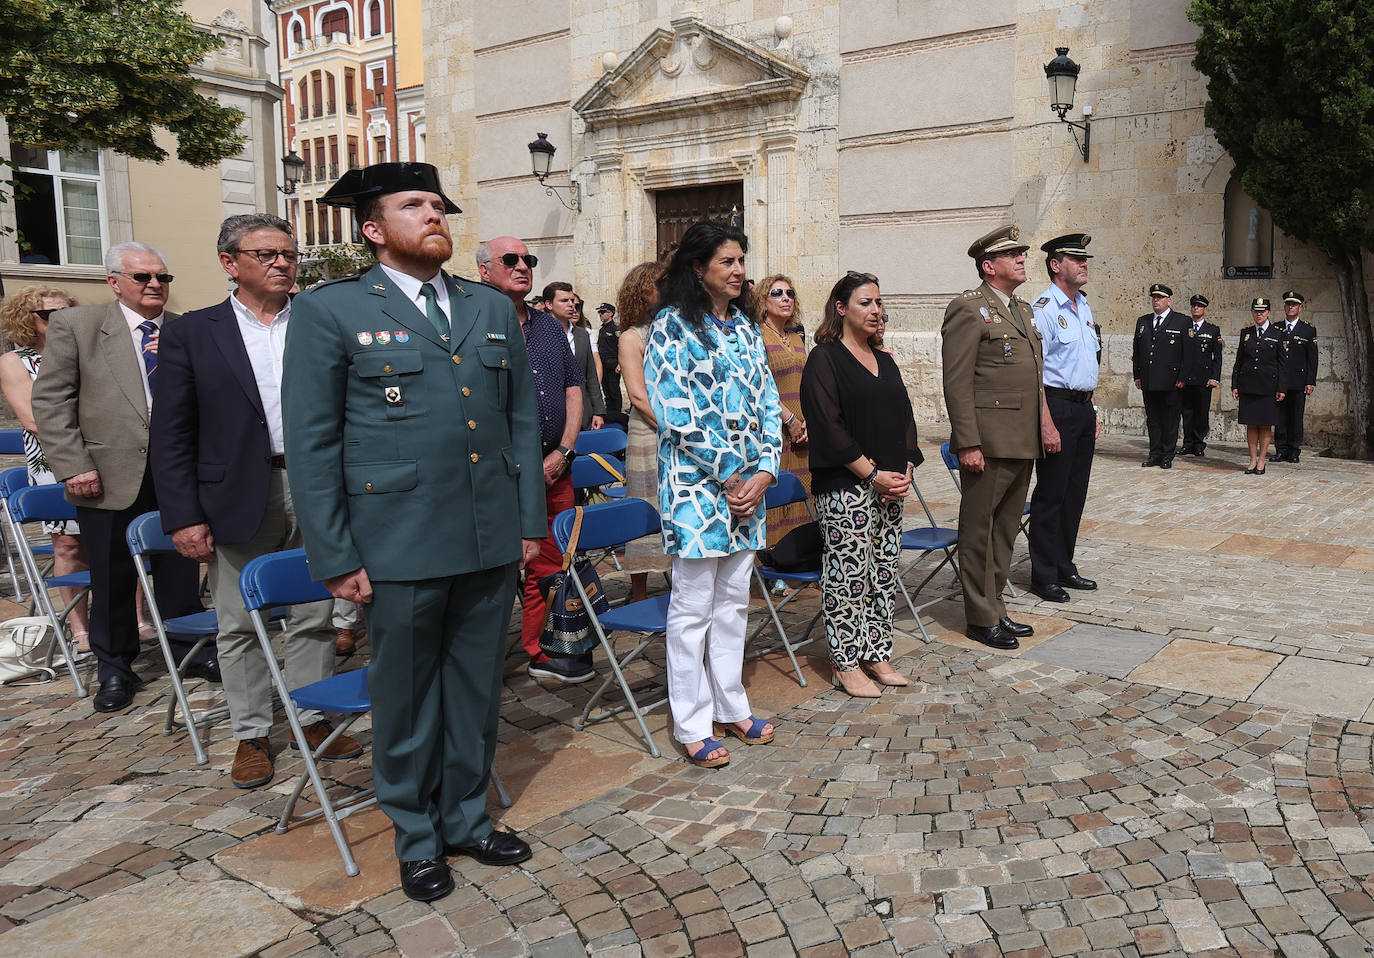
[320,162,461,213]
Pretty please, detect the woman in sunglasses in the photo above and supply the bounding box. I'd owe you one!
[800,272,921,697]
[0,286,91,649]
[754,275,811,573]
[644,221,781,768]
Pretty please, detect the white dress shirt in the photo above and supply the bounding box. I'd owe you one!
[118,302,163,413]
[229,293,291,455]
[378,263,450,328]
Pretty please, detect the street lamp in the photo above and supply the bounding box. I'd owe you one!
[1044,47,1091,162]
[527,132,581,212]
[277,150,306,195]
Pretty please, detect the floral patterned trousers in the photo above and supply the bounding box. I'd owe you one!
[818,485,903,670]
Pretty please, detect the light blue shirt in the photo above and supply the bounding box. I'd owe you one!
[1032,282,1099,391]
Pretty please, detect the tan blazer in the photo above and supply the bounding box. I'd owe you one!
[32,301,176,511]
[941,281,1045,461]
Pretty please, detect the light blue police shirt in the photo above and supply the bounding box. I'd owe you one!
[1032,282,1099,392]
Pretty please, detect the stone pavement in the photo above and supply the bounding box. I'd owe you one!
[1,436,1373,957]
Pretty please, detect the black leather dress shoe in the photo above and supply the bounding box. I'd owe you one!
[399,858,454,902]
[1141,458,1161,467]
[1194,448,1206,457]
[449,830,532,867]
[1061,574,1097,591]
[1159,459,1173,469]
[998,617,1034,638]
[182,660,222,684]
[966,624,1019,650]
[1031,582,1071,602]
[93,674,142,713]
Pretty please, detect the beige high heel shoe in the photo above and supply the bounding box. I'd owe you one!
[861,660,909,687]
[832,667,882,698]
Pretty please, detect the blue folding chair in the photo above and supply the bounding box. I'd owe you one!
[748,471,814,687]
[940,441,1029,595]
[0,465,54,600]
[573,429,628,458]
[0,430,24,455]
[571,453,627,500]
[7,484,89,694]
[126,512,230,765]
[552,498,670,757]
[896,474,961,642]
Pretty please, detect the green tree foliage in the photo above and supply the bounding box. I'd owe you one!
[0,0,245,167]
[1190,0,1374,454]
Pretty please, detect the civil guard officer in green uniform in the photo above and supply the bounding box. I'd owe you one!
[282,163,545,902]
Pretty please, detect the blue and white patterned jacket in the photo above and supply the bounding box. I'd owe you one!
[644,305,782,558]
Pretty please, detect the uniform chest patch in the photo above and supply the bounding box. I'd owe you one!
[1058,316,1068,329]
[357,332,373,345]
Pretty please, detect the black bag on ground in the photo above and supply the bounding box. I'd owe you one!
[757,521,822,571]
[537,507,610,657]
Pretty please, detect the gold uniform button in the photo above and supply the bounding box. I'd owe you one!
[453,355,462,364]
[467,420,477,430]
[993,400,1001,407]
[470,453,480,463]
[383,364,393,373]
[501,359,507,366]
[461,387,471,397]
[364,482,374,491]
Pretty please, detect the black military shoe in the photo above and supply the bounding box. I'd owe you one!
[998,617,1034,638]
[399,858,454,902]
[1141,458,1161,467]
[1031,582,1071,603]
[966,624,1019,650]
[449,830,532,867]
[1159,459,1173,469]
[93,674,142,713]
[1061,574,1097,590]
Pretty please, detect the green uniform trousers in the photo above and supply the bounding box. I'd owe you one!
[367,562,518,860]
[957,457,1033,627]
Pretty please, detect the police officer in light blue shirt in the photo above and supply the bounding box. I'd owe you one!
[1028,233,1100,603]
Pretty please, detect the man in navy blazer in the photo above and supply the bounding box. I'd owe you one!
[150,214,362,789]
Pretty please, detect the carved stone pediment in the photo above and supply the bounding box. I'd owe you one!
[573,16,809,131]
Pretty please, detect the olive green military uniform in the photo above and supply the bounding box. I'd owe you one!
[941,281,1045,627]
[282,264,545,861]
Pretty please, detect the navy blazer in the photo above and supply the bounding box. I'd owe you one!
[150,297,275,544]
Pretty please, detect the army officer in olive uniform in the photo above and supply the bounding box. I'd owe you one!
[282,163,545,903]
[941,225,1057,651]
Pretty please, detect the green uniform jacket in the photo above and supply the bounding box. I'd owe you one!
[282,265,546,582]
[941,281,1045,461]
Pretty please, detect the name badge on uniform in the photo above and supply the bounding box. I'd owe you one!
[485,332,507,342]
[385,386,403,407]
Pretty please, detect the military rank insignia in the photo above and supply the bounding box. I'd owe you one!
[357,331,373,345]
[1034,297,1050,308]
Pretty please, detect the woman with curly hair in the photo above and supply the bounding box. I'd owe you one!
[0,286,90,647]
[616,260,671,602]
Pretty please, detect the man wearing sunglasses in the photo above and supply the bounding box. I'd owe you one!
[476,237,591,685]
[150,214,362,791]
[33,242,219,713]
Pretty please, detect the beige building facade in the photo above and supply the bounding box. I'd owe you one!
[0,1,287,313]
[425,0,1372,452]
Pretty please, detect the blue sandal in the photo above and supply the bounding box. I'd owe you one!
[714,716,774,745]
[685,737,730,768]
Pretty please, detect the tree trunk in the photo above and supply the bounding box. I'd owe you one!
[1333,251,1374,458]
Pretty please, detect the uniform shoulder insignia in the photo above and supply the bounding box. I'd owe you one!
[306,274,360,291]
[961,289,979,298]
[1033,297,1050,308]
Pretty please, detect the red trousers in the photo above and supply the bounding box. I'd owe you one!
[521,472,574,659]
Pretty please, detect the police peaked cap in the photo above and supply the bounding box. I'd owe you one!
[321,162,461,214]
[1040,232,1093,258]
[1282,290,1305,305]
[1190,294,1209,307]
[1149,283,1172,298]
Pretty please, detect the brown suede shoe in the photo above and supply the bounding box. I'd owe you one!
[297,720,365,760]
[231,738,273,789]
[335,628,356,656]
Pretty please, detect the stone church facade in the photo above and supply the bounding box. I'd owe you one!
[423,0,1369,452]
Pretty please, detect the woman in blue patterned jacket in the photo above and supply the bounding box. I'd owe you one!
[644,221,782,768]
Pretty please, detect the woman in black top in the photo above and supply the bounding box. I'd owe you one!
[1231,297,1286,474]
[799,272,923,698]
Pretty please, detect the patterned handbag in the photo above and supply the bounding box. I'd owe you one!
[537,507,610,657]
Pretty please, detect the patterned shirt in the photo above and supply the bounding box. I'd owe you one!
[519,306,583,450]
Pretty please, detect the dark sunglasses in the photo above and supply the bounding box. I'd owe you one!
[113,271,174,284]
[498,252,538,269]
[32,308,56,321]
[234,248,299,265]
[845,270,879,284]
[768,287,796,299]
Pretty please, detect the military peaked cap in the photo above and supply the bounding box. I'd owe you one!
[967,225,1029,260]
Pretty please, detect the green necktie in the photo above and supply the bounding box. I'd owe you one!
[418,281,450,341]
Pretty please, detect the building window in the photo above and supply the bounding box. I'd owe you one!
[347,136,360,171]
[304,201,316,245]
[331,207,343,246]
[344,68,358,116]
[321,9,349,41]
[373,135,386,163]
[368,64,386,107]
[289,17,305,49]
[317,203,329,245]
[364,0,384,38]
[11,145,105,266]
[325,73,337,116]
[297,78,309,120]
[311,71,323,117]
[1223,175,1274,279]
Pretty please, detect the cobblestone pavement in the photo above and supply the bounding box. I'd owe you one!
[0,436,1373,957]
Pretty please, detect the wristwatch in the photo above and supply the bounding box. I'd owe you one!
[556,445,574,461]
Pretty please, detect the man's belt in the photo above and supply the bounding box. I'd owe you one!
[1045,386,1093,403]
[269,454,286,469]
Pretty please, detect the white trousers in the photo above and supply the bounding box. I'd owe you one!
[665,550,754,744]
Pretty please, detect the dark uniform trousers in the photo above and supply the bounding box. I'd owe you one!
[1275,392,1307,458]
[958,457,1032,627]
[368,563,517,861]
[1030,396,1095,589]
[1143,388,1181,463]
[1179,386,1212,453]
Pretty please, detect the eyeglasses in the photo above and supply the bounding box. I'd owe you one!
[846,270,879,284]
[768,288,796,299]
[32,308,55,322]
[497,252,538,269]
[234,248,299,265]
[112,271,174,284]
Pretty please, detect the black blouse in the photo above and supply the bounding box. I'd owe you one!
[798,342,922,496]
